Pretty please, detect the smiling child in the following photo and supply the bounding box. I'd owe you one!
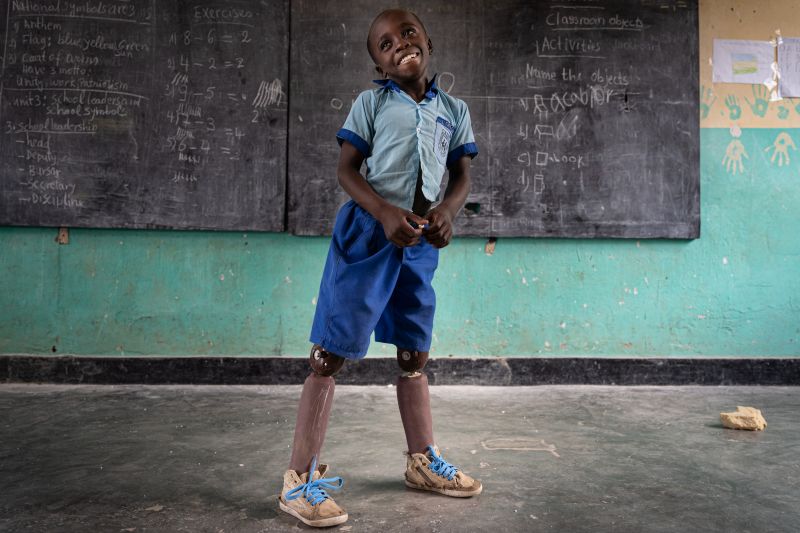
[279,9,481,528]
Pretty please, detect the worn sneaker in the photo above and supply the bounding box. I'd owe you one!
[405,445,483,497]
[279,456,348,528]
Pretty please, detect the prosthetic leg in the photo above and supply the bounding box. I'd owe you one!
[396,348,484,497]
[395,348,434,454]
[280,345,349,527]
[288,345,345,473]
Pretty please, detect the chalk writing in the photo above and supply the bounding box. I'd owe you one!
[1,0,288,230]
[1,0,155,212]
[467,0,699,237]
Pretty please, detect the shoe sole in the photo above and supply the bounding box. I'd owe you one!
[279,500,348,528]
[405,479,483,498]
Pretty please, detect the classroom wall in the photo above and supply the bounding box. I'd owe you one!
[1,1,799,358]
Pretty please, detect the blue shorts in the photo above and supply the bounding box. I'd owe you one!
[310,200,439,359]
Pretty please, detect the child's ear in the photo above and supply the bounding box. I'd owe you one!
[375,64,386,78]
[428,39,433,55]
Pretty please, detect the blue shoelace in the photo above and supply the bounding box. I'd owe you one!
[285,456,344,506]
[426,445,459,481]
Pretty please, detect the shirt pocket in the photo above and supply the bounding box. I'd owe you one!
[433,116,454,166]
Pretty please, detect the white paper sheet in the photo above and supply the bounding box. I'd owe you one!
[778,37,800,97]
[712,39,774,84]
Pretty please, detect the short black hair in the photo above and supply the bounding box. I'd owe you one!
[366,8,429,63]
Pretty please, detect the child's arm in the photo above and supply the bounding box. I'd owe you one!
[423,155,471,249]
[337,142,429,247]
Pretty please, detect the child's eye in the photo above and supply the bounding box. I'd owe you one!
[380,40,390,51]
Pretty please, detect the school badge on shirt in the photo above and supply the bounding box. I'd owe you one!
[434,116,454,165]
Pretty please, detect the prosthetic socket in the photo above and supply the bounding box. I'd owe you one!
[397,348,429,376]
[308,345,428,377]
[310,345,345,376]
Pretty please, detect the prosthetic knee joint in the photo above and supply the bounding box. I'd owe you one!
[309,344,345,377]
[397,348,429,377]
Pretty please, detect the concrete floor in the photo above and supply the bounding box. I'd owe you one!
[0,384,798,532]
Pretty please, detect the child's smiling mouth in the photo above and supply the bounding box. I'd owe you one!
[398,51,420,65]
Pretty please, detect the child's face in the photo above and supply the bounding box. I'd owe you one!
[368,11,432,84]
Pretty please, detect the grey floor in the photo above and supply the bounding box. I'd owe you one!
[0,384,798,533]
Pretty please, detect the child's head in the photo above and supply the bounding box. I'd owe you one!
[367,9,433,83]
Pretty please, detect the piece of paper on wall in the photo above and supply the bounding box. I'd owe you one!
[778,37,800,97]
[712,39,774,84]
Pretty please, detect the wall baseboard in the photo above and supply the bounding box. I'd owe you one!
[1,356,799,385]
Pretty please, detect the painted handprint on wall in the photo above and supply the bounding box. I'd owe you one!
[724,95,742,120]
[745,84,769,118]
[764,132,796,167]
[723,139,748,175]
[700,85,716,120]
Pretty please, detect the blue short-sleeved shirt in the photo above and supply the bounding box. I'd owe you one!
[336,76,478,211]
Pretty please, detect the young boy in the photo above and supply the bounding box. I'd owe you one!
[279,9,481,528]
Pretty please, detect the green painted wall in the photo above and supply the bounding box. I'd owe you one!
[1,129,798,357]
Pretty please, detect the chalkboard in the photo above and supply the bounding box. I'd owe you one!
[288,0,699,238]
[0,0,288,231]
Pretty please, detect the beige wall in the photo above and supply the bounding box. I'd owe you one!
[700,0,800,128]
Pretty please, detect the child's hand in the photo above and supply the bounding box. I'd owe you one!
[379,206,428,247]
[422,207,453,248]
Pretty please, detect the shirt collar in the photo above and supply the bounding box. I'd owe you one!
[372,75,439,99]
